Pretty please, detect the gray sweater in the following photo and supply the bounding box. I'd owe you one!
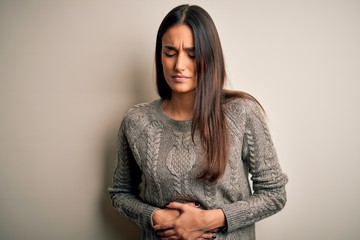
[109,98,288,240]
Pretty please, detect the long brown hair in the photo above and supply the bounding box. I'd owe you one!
[155,5,260,182]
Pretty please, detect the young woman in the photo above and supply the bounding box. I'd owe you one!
[109,4,288,240]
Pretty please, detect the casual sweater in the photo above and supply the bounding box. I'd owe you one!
[109,98,288,240]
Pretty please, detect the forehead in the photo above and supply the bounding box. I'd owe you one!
[162,24,194,46]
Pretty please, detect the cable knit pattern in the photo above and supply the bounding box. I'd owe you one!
[145,121,163,202]
[109,98,288,240]
[166,130,196,196]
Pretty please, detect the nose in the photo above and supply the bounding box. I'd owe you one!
[175,52,186,72]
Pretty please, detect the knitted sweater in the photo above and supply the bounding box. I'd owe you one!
[109,98,288,240]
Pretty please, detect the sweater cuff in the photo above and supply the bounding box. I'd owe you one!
[220,204,239,233]
[143,206,160,228]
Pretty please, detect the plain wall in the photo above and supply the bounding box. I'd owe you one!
[1,0,359,239]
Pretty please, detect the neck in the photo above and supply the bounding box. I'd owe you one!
[163,93,195,120]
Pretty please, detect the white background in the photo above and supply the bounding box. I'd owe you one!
[1,0,359,239]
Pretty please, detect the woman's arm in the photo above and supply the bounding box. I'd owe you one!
[220,99,288,232]
[108,120,159,228]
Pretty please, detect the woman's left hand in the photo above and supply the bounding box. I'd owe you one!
[153,202,225,240]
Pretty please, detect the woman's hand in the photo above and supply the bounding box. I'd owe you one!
[152,202,201,227]
[152,207,181,227]
[153,202,225,240]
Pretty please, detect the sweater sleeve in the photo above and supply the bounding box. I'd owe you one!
[221,99,288,232]
[108,119,159,228]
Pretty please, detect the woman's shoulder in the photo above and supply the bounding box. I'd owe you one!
[126,100,158,114]
[224,94,265,121]
[122,99,161,125]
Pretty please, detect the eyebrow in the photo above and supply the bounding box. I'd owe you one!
[164,45,195,51]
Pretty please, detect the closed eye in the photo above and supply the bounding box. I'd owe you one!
[164,52,176,57]
[185,47,195,59]
[164,46,177,57]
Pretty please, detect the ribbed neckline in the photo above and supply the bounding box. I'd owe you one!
[155,99,192,131]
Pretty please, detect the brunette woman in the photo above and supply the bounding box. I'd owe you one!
[109,4,288,240]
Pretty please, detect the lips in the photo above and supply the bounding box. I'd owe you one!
[172,75,190,83]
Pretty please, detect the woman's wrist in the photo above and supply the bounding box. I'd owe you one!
[202,209,226,232]
[151,208,161,226]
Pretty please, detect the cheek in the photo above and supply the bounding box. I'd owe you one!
[162,59,173,75]
[191,63,197,76]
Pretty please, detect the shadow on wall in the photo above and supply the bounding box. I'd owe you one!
[100,60,156,239]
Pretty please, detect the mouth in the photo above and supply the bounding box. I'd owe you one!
[172,75,189,83]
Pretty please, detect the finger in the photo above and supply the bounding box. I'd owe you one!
[166,202,186,212]
[201,233,217,239]
[153,224,173,231]
[157,229,176,237]
[184,202,197,207]
[184,201,201,208]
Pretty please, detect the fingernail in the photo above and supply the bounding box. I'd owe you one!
[195,201,201,207]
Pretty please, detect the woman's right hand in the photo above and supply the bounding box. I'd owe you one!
[152,208,181,227]
[153,202,200,226]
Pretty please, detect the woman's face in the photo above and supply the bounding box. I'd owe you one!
[161,24,197,98]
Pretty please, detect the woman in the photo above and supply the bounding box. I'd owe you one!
[109,4,288,240]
